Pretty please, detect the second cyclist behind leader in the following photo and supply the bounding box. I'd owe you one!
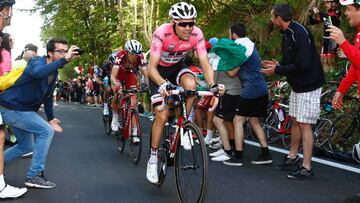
[146,2,225,184]
[110,39,147,143]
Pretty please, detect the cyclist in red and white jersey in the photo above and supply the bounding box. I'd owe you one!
[146,2,224,184]
[110,39,146,143]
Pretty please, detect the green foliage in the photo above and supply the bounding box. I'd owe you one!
[35,0,358,81]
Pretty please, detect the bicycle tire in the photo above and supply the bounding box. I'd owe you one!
[281,120,292,149]
[175,122,207,203]
[329,114,360,155]
[129,110,142,165]
[150,119,170,187]
[313,118,332,150]
[103,114,112,135]
[263,107,281,144]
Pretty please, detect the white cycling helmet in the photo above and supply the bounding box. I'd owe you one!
[124,39,143,55]
[339,0,360,5]
[169,2,197,20]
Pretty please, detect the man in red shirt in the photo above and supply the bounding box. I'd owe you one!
[327,0,360,109]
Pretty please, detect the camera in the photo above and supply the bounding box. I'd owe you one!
[74,48,84,55]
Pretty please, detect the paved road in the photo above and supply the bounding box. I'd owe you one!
[4,102,360,203]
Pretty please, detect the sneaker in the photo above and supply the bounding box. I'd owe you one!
[204,134,213,145]
[146,161,158,184]
[287,165,314,180]
[209,148,225,157]
[0,184,27,199]
[211,154,230,162]
[223,157,244,166]
[22,152,33,158]
[182,131,192,150]
[251,154,273,165]
[276,155,301,170]
[132,136,140,144]
[25,172,56,189]
[209,141,222,150]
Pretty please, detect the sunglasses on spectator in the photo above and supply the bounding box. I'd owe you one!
[174,20,195,28]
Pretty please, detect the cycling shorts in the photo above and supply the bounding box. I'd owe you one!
[149,63,194,107]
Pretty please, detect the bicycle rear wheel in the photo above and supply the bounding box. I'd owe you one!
[175,122,207,203]
[329,114,359,155]
[129,110,142,165]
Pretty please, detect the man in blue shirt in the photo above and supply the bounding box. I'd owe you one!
[0,37,80,189]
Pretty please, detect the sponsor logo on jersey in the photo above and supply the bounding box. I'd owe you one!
[164,33,172,37]
[179,43,191,49]
[169,44,175,51]
[191,33,198,37]
[153,34,163,42]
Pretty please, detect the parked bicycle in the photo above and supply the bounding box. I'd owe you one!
[151,84,219,203]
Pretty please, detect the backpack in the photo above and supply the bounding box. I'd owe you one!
[0,67,26,91]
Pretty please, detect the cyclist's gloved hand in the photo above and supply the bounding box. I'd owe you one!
[210,83,225,97]
[159,81,172,96]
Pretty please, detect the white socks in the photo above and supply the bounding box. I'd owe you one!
[0,175,5,190]
[149,148,158,164]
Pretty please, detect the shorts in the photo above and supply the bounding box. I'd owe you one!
[149,63,194,107]
[215,94,237,122]
[197,96,214,109]
[289,88,321,124]
[235,95,268,117]
[115,69,137,89]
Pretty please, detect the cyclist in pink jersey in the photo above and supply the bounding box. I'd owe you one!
[146,2,225,184]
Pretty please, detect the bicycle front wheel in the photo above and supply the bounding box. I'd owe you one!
[103,114,112,135]
[175,122,207,203]
[129,110,142,165]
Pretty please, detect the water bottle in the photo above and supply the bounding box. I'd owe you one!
[104,76,109,87]
[278,108,285,122]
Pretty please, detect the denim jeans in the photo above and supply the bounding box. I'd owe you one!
[0,109,54,177]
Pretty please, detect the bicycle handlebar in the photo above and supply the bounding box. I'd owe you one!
[158,85,219,112]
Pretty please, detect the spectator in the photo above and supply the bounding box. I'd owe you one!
[12,43,38,70]
[308,0,341,71]
[328,0,360,109]
[262,3,325,179]
[0,32,12,76]
[0,0,28,198]
[0,37,80,189]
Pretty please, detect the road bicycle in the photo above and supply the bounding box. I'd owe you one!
[328,97,360,163]
[150,84,218,203]
[115,87,145,165]
[263,80,291,148]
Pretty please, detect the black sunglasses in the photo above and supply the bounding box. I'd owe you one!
[176,21,195,28]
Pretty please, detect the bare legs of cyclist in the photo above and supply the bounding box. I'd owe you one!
[147,73,197,184]
[130,93,140,143]
[111,93,121,132]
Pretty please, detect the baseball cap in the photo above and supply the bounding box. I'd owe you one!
[24,43,38,52]
[339,0,360,5]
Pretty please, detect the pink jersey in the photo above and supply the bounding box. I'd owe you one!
[150,23,207,67]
